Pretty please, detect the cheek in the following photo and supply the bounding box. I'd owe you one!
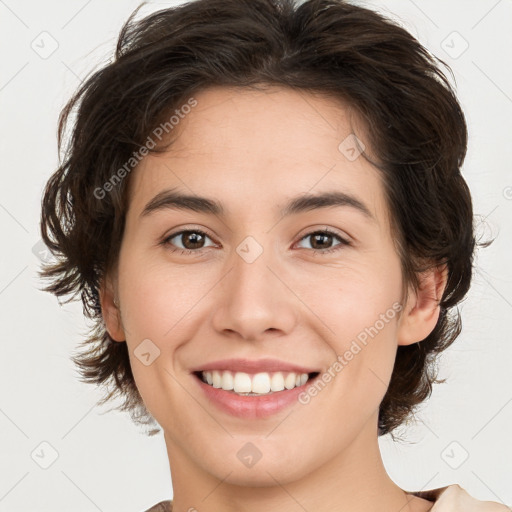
[308,261,403,404]
[307,258,402,347]
[116,257,223,415]
[118,251,209,342]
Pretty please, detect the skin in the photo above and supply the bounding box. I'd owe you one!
[101,85,447,512]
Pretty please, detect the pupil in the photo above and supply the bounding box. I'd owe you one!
[312,233,331,249]
[184,232,204,249]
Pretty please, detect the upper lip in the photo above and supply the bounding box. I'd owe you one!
[191,358,320,374]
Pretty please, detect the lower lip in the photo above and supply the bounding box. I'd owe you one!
[194,374,316,419]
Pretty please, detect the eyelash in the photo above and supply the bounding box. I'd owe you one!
[161,227,351,256]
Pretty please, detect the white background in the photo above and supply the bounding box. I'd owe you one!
[0,0,511,510]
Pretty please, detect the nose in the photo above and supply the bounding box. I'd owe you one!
[210,237,298,342]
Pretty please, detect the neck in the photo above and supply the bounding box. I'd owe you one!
[165,415,432,512]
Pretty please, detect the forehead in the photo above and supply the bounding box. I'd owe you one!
[127,85,390,230]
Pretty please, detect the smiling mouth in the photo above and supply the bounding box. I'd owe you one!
[193,370,320,396]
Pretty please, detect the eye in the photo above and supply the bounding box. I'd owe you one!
[295,228,350,254]
[161,227,351,256]
[162,229,216,255]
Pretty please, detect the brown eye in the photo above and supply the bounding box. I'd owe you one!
[310,232,334,250]
[296,229,350,254]
[163,229,215,253]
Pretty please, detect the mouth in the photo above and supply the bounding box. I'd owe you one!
[193,370,321,396]
[190,358,322,418]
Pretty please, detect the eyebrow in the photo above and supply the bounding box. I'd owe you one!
[140,188,375,222]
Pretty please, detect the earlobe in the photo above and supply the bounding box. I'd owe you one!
[99,276,126,342]
[397,264,448,346]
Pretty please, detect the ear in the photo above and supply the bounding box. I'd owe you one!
[397,264,448,346]
[99,274,126,342]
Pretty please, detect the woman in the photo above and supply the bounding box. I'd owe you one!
[39,0,509,510]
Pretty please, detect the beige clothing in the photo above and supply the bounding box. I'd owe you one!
[410,484,510,511]
[143,484,510,511]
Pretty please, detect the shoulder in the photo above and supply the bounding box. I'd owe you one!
[141,500,173,512]
[139,488,511,512]
[411,484,510,511]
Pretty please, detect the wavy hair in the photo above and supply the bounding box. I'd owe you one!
[39,0,488,437]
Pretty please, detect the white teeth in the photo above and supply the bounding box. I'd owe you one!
[284,373,296,390]
[252,373,271,394]
[200,370,311,394]
[221,371,234,391]
[270,372,285,392]
[212,370,222,388]
[233,372,252,393]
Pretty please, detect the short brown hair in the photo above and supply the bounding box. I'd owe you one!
[39,0,487,437]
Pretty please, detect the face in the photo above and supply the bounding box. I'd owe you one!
[103,85,434,487]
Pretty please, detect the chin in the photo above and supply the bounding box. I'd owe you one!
[208,459,312,488]
[187,437,321,487]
